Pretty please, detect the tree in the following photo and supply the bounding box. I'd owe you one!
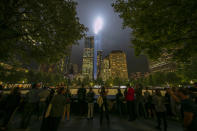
[82,77,90,86]
[0,0,87,65]
[165,72,181,85]
[177,57,197,82]
[113,77,122,86]
[105,77,113,87]
[151,72,166,86]
[95,78,104,85]
[112,0,197,61]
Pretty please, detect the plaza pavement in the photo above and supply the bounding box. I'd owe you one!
[6,114,183,131]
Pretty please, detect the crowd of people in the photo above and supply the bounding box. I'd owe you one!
[0,83,197,131]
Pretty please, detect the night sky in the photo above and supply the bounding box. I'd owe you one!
[71,0,149,75]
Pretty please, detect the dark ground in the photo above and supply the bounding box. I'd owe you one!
[6,113,182,131]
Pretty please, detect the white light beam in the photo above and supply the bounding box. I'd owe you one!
[93,16,103,34]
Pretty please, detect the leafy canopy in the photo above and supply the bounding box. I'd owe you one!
[112,0,197,61]
[0,0,87,64]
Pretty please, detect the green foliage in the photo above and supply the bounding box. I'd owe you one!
[0,66,26,83]
[0,0,87,64]
[134,71,182,86]
[82,77,90,86]
[113,77,122,86]
[105,77,113,87]
[177,57,197,82]
[0,65,65,85]
[112,0,197,61]
[95,78,104,85]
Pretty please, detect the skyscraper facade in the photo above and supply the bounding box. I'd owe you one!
[149,53,176,73]
[100,56,112,81]
[82,36,94,80]
[109,50,128,80]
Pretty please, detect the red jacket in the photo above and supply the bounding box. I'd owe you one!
[126,88,135,101]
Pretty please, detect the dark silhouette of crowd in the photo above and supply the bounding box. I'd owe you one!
[0,83,197,131]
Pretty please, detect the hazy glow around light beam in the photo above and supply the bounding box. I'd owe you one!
[93,16,103,34]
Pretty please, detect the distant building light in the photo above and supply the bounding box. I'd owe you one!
[94,85,101,88]
[120,86,126,89]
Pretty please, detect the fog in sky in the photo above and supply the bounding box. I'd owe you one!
[71,0,149,74]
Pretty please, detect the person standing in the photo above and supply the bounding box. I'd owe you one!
[98,86,110,126]
[63,87,72,121]
[77,84,87,116]
[20,83,40,129]
[0,85,3,101]
[125,85,136,121]
[135,84,143,118]
[0,85,4,118]
[0,87,21,130]
[40,87,55,131]
[168,88,197,131]
[154,90,167,131]
[189,82,197,104]
[116,88,123,116]
[165,88,172,117]
[38,86,50,120]
[86,87,95,120]
[45,87,66,131]
[144,88,152,118]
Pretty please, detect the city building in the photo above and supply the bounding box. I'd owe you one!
[100,56,112,81]
[82,36,94,80]
[108,50,128,80]
[149,53,176,73]
[72,64,78,74]
[97,50,103,78]
[69,63,78,75]
[40,55,70,75]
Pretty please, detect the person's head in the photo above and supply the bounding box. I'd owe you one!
[43,86,48,89]
[176,88,190,100]
[156,90,161,96]
[50,88,55,94]
[117,88,121,93]
[126,84,131,88]
[57,87,65,94]
[32,83,37,89]
[101,86,105,92]
[145,87,148,91]
[32,83,41,89]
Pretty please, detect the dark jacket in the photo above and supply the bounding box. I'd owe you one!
[86,91,95,103]
[77,88,86,101]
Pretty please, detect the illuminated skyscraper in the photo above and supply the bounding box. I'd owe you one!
[82,36,94,80]
[100,56,112,81]
[109,50,128,80]
[97,50,103,78]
